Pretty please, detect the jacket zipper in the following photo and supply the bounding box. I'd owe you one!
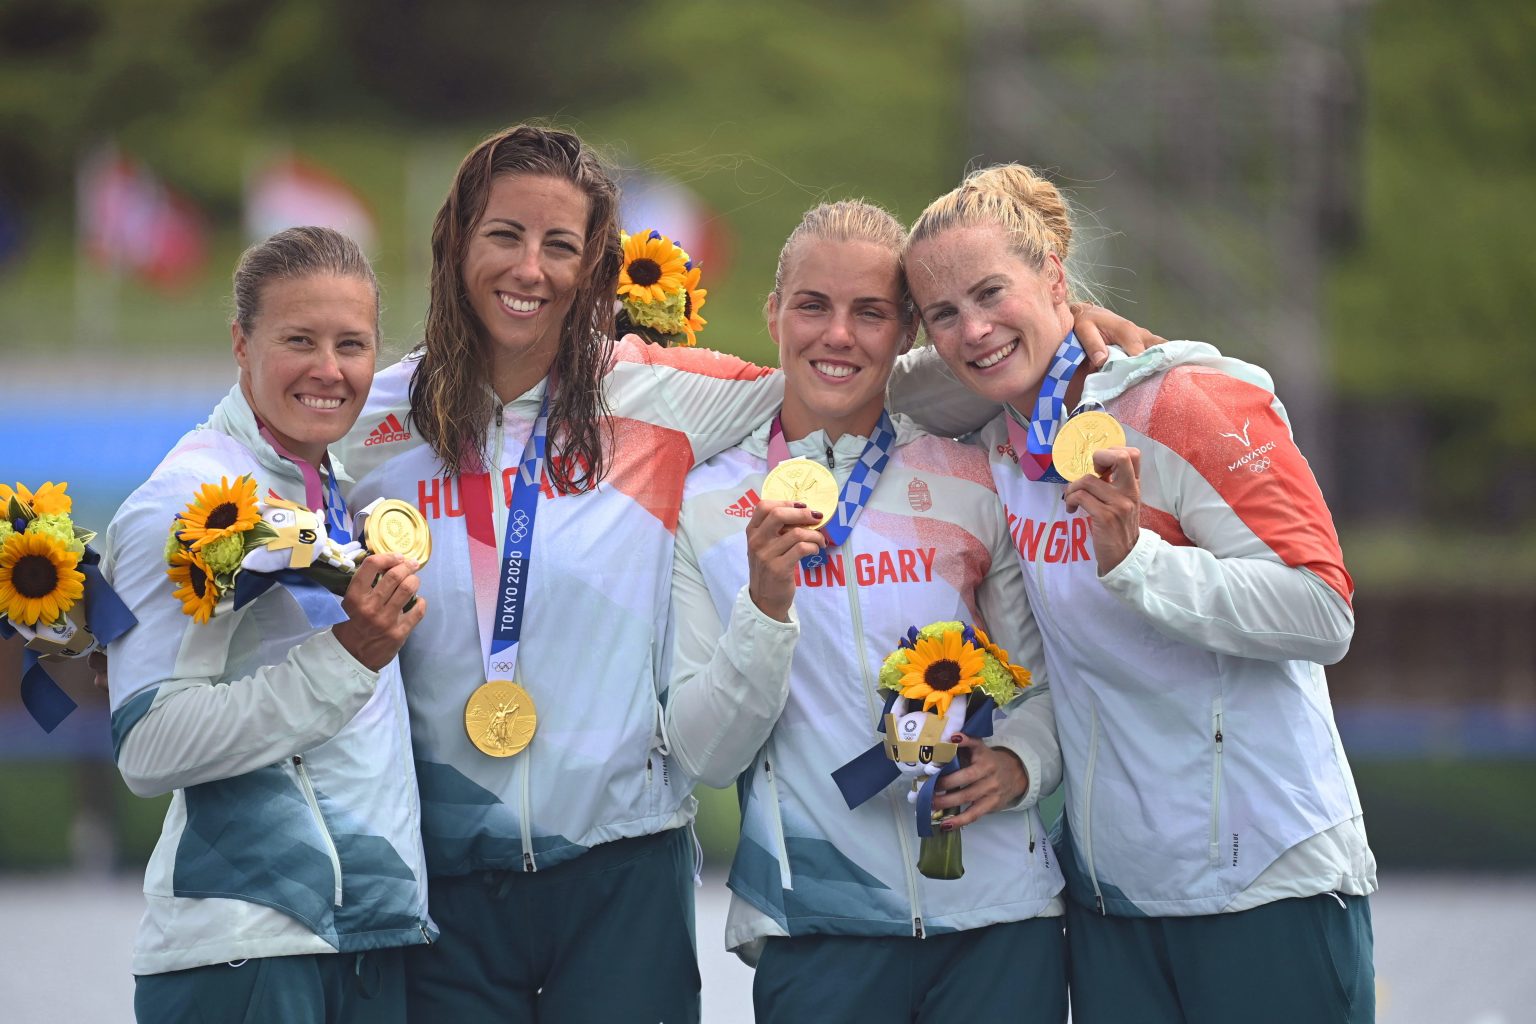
[1033,490,1101,911]
[1210,697,1225,866]
[762,755,794,889]
[1083,703,1106,915]
[292,755,343,906]
[843,538,925,938]
[493,406,537,875]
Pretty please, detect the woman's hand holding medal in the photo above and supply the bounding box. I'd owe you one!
[1062,445,1144,576]
[332,552,427,671]
[746,500,824,623]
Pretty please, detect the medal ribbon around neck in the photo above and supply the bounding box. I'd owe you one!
[766,410,897,569]
[1003,330,1086,485]
[258,424,351,542]
[463,391,551,683]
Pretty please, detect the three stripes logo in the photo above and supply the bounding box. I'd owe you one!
[724,489,760,518]
[364,413,411,447]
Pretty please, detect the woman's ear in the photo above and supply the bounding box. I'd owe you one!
[231,322,249,369]
[1045,252,1069,305]
[765,293,781,346]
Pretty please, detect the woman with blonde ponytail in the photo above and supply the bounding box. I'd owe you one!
[904,164,1376,1024]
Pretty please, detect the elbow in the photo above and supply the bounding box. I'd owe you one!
[118,762,174,800]
[1317,632,1352,667]
[115,733,177,799]
[672,743,743,791]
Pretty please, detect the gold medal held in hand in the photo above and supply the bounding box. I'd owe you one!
[360,499,433,567]
[761,458,840,521]
[1052,411,1127,482]
[465,680,538,757]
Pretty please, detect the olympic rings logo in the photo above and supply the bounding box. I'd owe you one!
[509,510,532,542]
[491,660,515,673]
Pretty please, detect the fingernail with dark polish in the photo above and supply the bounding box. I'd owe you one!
[811,511,823,520]
[793,502,806,509]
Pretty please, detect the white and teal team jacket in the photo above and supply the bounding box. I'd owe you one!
[340,338,787,877]
[983,342,1376,917]
[103,386,432,975]
[667,415,1065,961]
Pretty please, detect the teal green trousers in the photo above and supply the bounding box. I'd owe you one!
[404,827,700,1023]
[134,948,405,1024]
[753,916,1069,1023]
[1066,892,1375,1023]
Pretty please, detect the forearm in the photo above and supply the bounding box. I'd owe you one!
[115,629,379,797]
[666,586,798,788]
[987,686,1060,812]
[889,346,1002,437]
[1100,528,1354,664]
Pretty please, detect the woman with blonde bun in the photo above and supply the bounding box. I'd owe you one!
[902,164,1376,1024]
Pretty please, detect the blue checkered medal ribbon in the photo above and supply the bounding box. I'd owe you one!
[766,410,898,570]
[1004,331,1086,484]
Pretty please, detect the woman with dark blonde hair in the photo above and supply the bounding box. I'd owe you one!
[105,227,430,1023]
[342,124,1152,1021]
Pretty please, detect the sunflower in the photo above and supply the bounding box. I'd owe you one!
[680,264,707,346]
[0,531,85,627]
[176,475,260,551]
[167,548,221,623]
[618,230,688,304]
[1,481,72,516]
[899,628,985,716]
[973,626,1033,690]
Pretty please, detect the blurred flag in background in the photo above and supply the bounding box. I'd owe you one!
[245,155,376,250]
[76,146,208,291]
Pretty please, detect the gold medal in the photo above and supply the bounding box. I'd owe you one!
[464,680,538,757]
[361,499,432,567]
[761,458,840,521]
[1052,411,1127,482]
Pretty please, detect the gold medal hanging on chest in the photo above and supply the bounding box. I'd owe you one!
[1052,411,1127,482]
[465,680,538,757]
[762,457,840,521]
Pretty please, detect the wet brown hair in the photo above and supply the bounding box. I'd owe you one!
[410,125,622,489]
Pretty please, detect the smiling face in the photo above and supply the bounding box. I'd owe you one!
[233,273,378,465]
[906,223,1074,410]
[770,238,912,442]
[461,173,591,398]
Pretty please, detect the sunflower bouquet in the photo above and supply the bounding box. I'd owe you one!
[615,229,707,347]
[164,475,419,625]
[833,620,1031,880]
[0,481,137,731]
